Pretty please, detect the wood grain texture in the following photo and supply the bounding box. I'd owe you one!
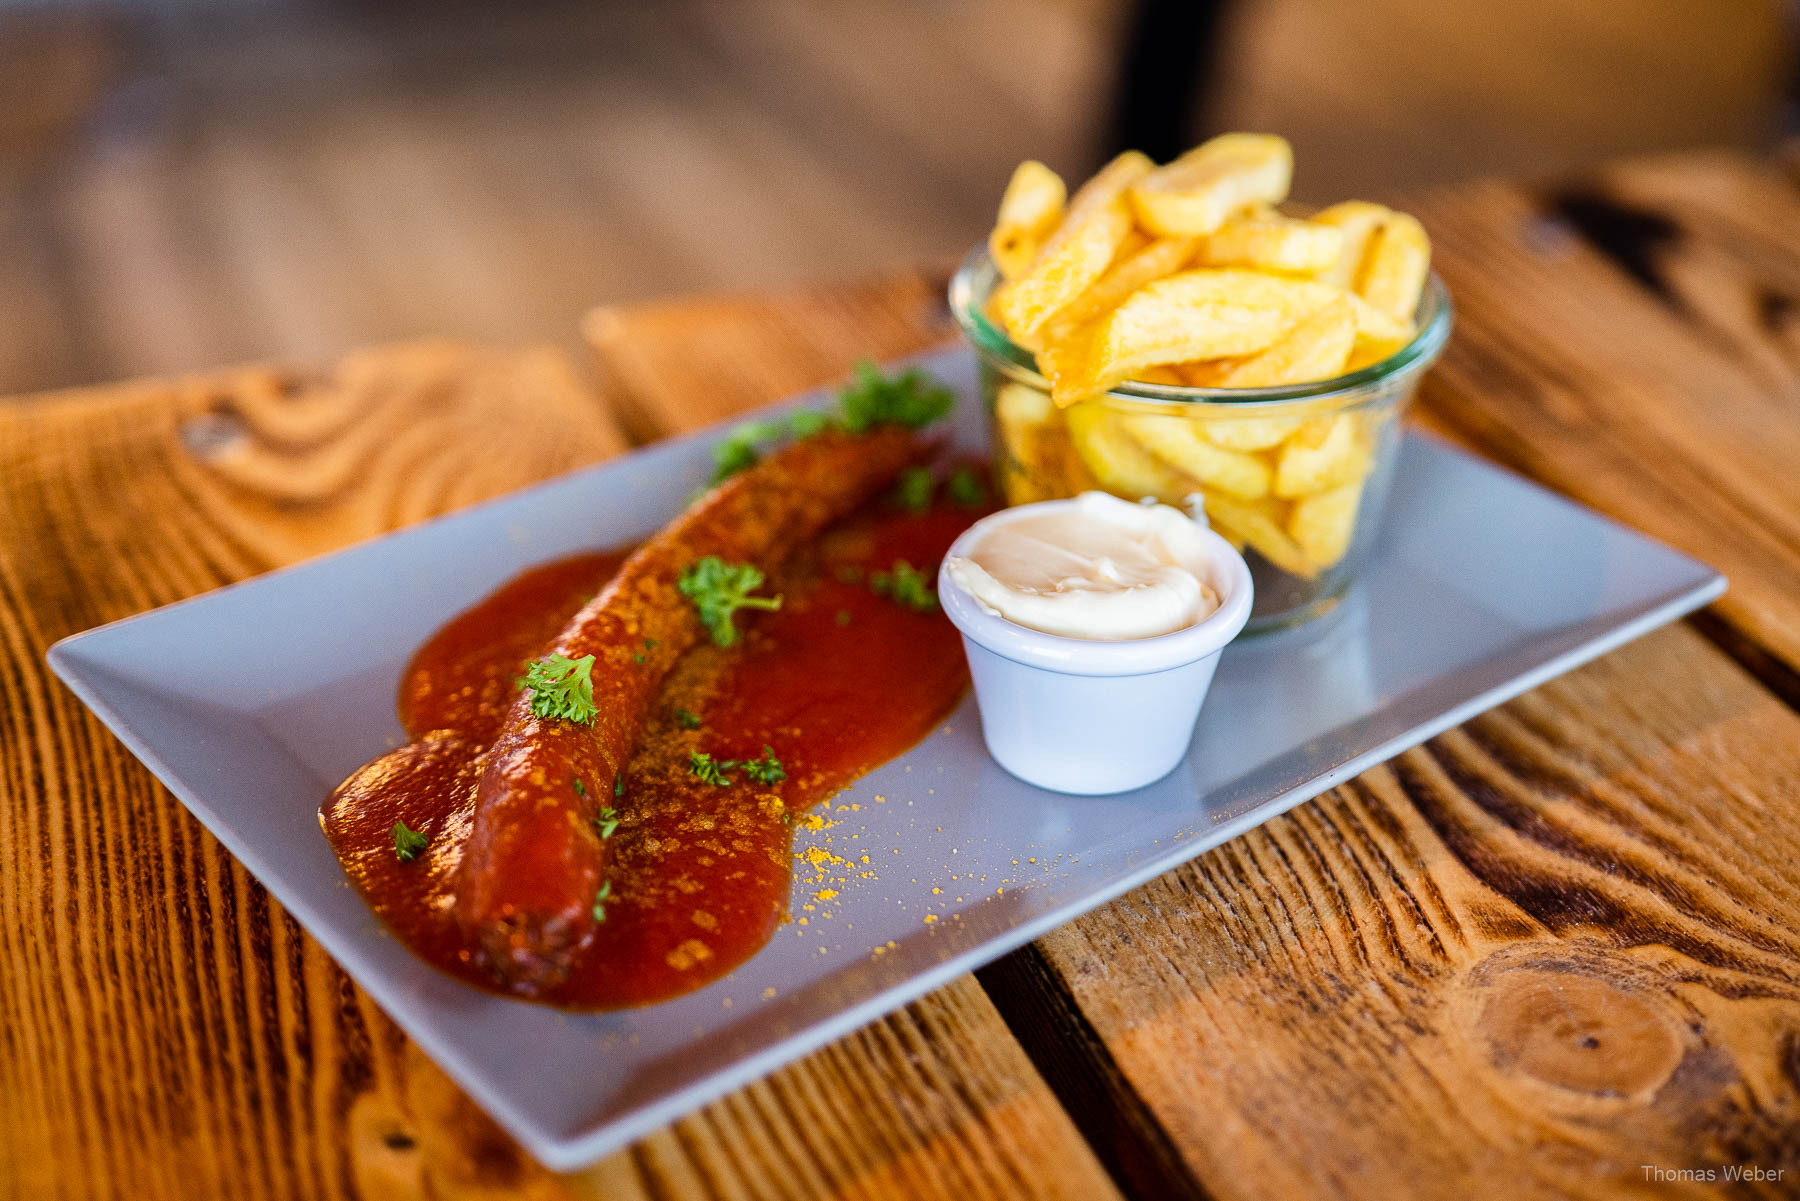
[585,214,1800,1198]
[1031,624,1800,1198]
[584,268,959,443]
[0,343,624,1201]
[1410,153,1800,677]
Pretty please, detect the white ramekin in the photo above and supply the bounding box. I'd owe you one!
[938,499,1254,795]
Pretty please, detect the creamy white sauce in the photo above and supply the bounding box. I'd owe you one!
[945,492,1221,640]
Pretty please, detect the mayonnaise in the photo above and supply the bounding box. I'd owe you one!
[943,492,1221,640]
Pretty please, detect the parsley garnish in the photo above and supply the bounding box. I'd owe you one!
[871,560,938,612]
[835,609,852,627]
[519,654,599,724]
[675,707,702,730]
[705,368,949,492]
[679,557,783,647]
[392,820,429,863]
[633,653,645,664]
[711,419,782,484]
[894,466,934,513]
[643,637,659,650]
[947,467,987,508]
[614,772,624,798]
[573,778,586,797]
[740,746,786,785]
[592,879,612,922]
[838,361,955,433]
[688,747,785,787]
[594,807,620,839]
[789,410,830,437]
[689,750,733,786]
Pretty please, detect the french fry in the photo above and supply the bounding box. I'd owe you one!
[1288,481,1363,567]
[1064,403,1195,503]
[995,380,1053,472]
[1053,269,1338,406]
[980,136,1437,588]
[1196,411,1307,450]
[1275,413,1370,498]
[989,161,1067,281]
[1129,134,1294,236]
[1341,292,1414,371]
[993,151,1153,339]
[1345,336,1408,372]
[1355,211,1431,322]
[1202,492,1315,578]
[1310,201,1391,290]
[1040,235,1197,342]
[1176,360,1235,387]
[1121,414,1272,498]
[1212,294,1355,387]
[1196,211,1344,273]
[1345,292,1412,344]
[1043,418,1101,494]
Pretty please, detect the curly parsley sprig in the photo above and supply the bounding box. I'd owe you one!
[688,746,786,788]
[392,821,429,863]
[679,558,782,647]
[518,653,599,724]
[871,560,938,612]
[838,361,955,433]
[893,466,934,514]
[704,364,954,486]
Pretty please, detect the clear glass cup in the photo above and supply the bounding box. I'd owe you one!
[948,248,1453,633]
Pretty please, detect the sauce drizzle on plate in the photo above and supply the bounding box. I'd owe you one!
[321,497,979,1008]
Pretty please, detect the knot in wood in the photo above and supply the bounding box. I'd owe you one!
[1464,943,1689,1102]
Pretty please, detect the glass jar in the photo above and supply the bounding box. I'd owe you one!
[949,248,1453,633]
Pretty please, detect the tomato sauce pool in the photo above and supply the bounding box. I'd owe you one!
[320,492,983,1009]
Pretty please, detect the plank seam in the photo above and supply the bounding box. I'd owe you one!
[973,944,1214,1201]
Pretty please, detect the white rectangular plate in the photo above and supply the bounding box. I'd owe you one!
[49,347,1724,1169]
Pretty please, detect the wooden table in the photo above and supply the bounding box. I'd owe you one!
[6,148,1800,1200]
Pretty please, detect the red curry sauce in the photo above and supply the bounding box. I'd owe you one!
[320,494,980,1008]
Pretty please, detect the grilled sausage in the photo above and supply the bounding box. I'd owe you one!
[455,427,922,993]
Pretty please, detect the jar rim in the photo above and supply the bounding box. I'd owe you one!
[948,244,1454,409]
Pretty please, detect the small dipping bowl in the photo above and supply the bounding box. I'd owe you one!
[938,499,1253,795]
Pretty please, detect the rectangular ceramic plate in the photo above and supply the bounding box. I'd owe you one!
[49,347,1723,1170]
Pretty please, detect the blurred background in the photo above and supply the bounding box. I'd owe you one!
[1,0,1792,397]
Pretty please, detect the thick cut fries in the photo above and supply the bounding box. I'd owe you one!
[1197,211,1343,273]
[1203,492,1314,578]
[1275,414,1369,498]
[1064,403,1193,503]
[1211,295,1356,388]
[1128,134,1293,237]
[980,135,1435,579]
[1289,480,1362,567]
[1040,235,1197,343]
[1052,270,1338,406]
[1122,414,1272,498]
[1310,201,1392,290]
[992,151,1152,340]
[1355,212,1431,322]
[989,161,1067,280]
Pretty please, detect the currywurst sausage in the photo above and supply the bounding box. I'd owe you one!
[455,426,922,993]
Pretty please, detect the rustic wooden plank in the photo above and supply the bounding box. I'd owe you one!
[582,268,958,442]
[0,341,629,1201]
[585,239,1800,1198]
[1408,155,1800,677]
[1031,623,1800,1198]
